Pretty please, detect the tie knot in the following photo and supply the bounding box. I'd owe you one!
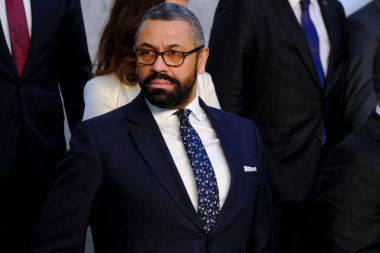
[300,0,310,10]
[176,108,191,121]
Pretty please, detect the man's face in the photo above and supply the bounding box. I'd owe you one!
[136,19,208,109]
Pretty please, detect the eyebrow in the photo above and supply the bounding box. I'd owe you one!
[136,42,183,50]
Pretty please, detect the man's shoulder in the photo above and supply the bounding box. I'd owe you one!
[323,0,344,9]
[209,106,247,121]
[79,105,127,131]
[82,97,140,127]
[326,0,346,23]
[204,104,259,133]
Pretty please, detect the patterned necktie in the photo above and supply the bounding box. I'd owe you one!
[6,0,30,76]
[300,0,325,88]
[176,108,220,233]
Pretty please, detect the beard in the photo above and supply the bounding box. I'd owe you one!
[139,69,197,109]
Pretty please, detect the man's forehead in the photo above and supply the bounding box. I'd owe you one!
[136,19,193,47]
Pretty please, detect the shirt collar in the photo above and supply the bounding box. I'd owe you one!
[288,0,300,9]
[145,93,203,124]
[288,0,318,9]
[376,105,380,116]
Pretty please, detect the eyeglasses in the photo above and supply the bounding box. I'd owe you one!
[133,45,204,67]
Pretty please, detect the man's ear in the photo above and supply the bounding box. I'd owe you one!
[197,47,209,74]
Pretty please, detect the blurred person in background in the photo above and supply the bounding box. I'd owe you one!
[317,44,380,252]
[0,0,91,252]
[344,0,380,129]
[207,0,351,252]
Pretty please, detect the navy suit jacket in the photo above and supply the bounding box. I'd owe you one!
[31,94,274,253]
[0,0,91,184]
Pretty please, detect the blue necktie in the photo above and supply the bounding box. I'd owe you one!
[301,0,327,145]
[300,0,325,88]
[176,109,220,233]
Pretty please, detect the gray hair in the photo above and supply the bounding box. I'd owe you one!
[135,3,205,47]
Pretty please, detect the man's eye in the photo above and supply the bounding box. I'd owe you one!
[166,50,182,56]
[139,50,155,55]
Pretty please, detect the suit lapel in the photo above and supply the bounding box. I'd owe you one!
[0,16,19,77]
[125,94,205,232]
[22,0,44,80]
[125,96,247,233]
[24,0,61,79]
[318,0,338,95]
[1,0,61,80]
[0,0,44,80]
[270,0,322,89]
[200,101,242,232]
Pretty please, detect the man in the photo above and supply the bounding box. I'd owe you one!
[31,3,274,253]
[344,0,380,129]
[0,0,91,251]
[207,0,350,252]
[316,45,380,252]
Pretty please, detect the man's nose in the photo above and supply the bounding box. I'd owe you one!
[152,54,168,72]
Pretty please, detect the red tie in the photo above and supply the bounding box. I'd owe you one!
[6,0,30,76]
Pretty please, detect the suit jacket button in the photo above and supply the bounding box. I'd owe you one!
[313,136,322,142]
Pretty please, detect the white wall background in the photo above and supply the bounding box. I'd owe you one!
[80,0,373,63]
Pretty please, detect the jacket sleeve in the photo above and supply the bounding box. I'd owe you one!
[58,0,92,132]
[31,122,102,253]
[207,0,254,115]
[344,19,377,129]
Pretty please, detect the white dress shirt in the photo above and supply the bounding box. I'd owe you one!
[146,95,231,210]
[0,0,32,53]
[376,105,380,116]
[288,0,330,76]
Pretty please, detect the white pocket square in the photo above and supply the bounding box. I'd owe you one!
[244,166,257,172]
